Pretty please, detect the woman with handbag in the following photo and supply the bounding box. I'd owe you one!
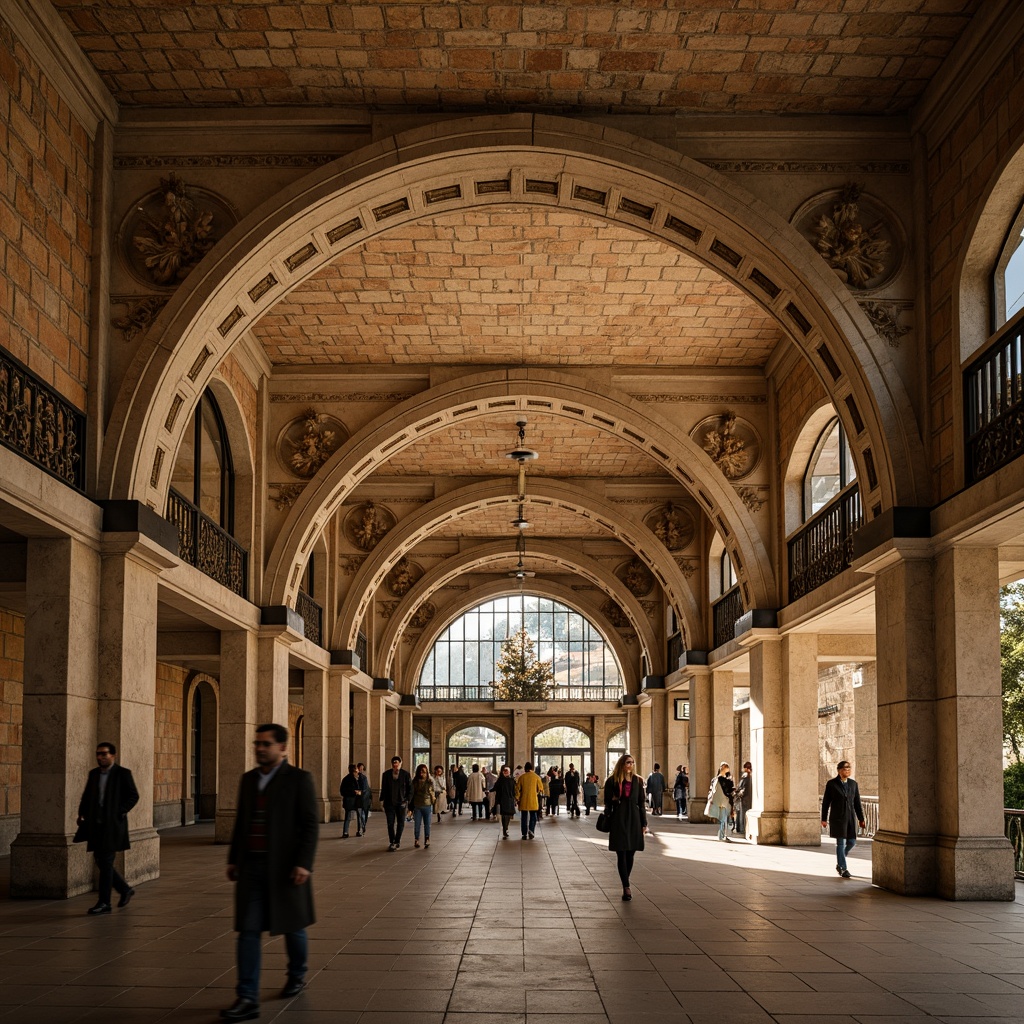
[704,762,734,842]
[601,753,648,901]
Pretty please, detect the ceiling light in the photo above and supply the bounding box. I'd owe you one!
[504,419,538,463]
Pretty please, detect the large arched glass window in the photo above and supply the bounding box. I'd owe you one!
[995,199,1024,327]
[418,595,622,700]
[170,390,234,532]
[533,725,593,778]
[412,727,430,768]
[803,417,856,519]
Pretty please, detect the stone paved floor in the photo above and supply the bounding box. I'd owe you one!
[0,812,1022,1023]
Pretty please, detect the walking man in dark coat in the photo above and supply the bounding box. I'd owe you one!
[820,759,865,879]
[564,763,581,817]
[223,723,319,1022]
[380,755,413,851]
[77,741,139,915]
[646,763,666,815]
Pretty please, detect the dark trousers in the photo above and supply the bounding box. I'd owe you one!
[616,849,636,889]
[520,809,538,836]
[566,792,580,816]
[93,848,129,905]
[384,804,406,845]
[236,859,307,1001]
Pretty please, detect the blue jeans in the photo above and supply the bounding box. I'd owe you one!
[471,801,485,819]
[343,808,361,836]
[836,835,856,871]
[717,806,730,839]
[520,809,538,836]
[413,806,432,840]
[236,860,307,1000]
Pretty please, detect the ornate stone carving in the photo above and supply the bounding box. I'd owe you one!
[692,412,761,481]
[640,600,660,616]
[602,599,630,628]
[630,393,766,404]
[616,557,654,598]
[115,154,340,170]
[378,601,399,621]
[812,184,891,289]
[644,502,696,551]
[123,174,235,287]
[344,502,395,551]
[279,408,346,479]
[269,483,305,511]
[111,296,168,342]
[386,557,423,597]
[673,556,698,579]
[738,486,767,513]
[339,555,367,575]
[700,159,910,174]
[409,602,436,629]
[858,300,912,348]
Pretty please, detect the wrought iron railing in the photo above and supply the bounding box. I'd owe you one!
[417,683,623,702]
[820,794,878,838]
[1006,809,1024,879]
[711,585,743,649]
[295,590,323,646]
[787,483,863,601]
[667,632,683,673]
[964,319,1024,484]
[0,343,86,491]
[166,487,247,598]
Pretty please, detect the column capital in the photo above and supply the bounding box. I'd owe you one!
[852,506,932,574]
[734,609,778,645]
[259,606,305,645]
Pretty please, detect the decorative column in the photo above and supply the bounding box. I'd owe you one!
[351,684,389,807]
[591,714,606,780]
[11,537,101,898]
[326,664,351,820]
[636,692,653,776]
[932,546,1014,899]
[257,607,305,727]
[216,628,258,843]
[744,632,783,845]
[300,665,331,823]
[685,666,711,820]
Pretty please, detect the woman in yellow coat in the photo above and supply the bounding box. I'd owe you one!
[513,761,546,840]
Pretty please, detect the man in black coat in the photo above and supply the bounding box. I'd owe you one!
[564,764,581,817]
[223,723,319,1022]
[380,755,413,850]
[820,759,865,879]
[77,741,139,915]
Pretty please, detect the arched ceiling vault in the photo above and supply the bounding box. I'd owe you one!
[368,539,661,680]
[399,578,642,698]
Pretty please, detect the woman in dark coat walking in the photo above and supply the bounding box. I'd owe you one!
[603,753,648,901]
[492,764,517,838]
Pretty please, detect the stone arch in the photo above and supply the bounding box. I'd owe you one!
[102,114,925,537]
[182,672,219,823]
[782,399,841,537]
[376,538,660,679]
[327,475,702,651]
[275,375,764,618]
[403,578,640,697]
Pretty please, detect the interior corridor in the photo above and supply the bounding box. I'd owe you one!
[1,815,1022,1024]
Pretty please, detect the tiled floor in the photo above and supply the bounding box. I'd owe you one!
[0,812,1022,1023]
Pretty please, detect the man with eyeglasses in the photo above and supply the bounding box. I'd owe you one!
[222,724,319,1021]
[76,742,139,915]
[821,760,865,879]
[380,755,413,851]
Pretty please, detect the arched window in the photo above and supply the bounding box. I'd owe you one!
[803,417,856,519]
[995,199,1024,327]
[447,725,508,773]
[418,595,622,700]
[170,390,234,532]
[533,725,593,778]
[412,727,430,768]
[720,550,736,596]
[606,727,629,780]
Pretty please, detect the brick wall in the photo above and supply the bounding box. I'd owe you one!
[0,610,25,846]
[0,19,93,410]
[817,661,877,798]
[154,662,186,825]
[217,352,259,453]
[926,38,1024,499]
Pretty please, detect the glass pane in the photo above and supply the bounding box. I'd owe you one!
[1007,233,1024,320]
[199,398,225,525]
[808,420,841,516]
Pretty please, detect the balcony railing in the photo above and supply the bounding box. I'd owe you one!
[295,590,323,646]
[711,585,743,649]
[787,483,863,602]
[964,319,1024,485]
[0,343,86,491]
[1007,809,1024,879]
[417,683,623,702]
[166,487,247,598]
[820,794,879,838]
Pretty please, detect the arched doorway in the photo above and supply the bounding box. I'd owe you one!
[447,724,508,774]
[533,725,592,779]
[186,677,218,823]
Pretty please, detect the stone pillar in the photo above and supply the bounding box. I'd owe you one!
[326,667,350,821]
[95,533,175,886]
[301,666,331,823]
[215,629,258,843]
[398,708,414,764]
[351,688,387,807]
[11,538,100,898]
[636,696,653,776]
[932,547,1015,899]
[592,714,606,780]
[256,631,291,727]
[385,704,400,761]
[686,666,711,820]
[512,708,529,767]
[745,636,782,845]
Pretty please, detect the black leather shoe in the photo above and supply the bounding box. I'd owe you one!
[118,887,135,908]
[281,978,305,998]
[87,902,111,915]
[220,997,260,1020]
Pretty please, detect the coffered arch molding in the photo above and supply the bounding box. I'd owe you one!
[101,113,924,532]
[401,577,641,697]
[374,539,660,680]
[323,473,703,650]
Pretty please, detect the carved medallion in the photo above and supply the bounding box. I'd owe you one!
[601,599,630,629]
[118,174,237,288]
[269,482,305,511]
[616,557,654,598]
[792,184,904,292]
[344,502,396,551]
[386,557,423,597]
[277,408,347,478]
[111,296,168,342]
[409,602,436,629]
[644,502,696,551]
[691,412,761,481]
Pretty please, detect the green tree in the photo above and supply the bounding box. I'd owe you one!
[999,583,1024,762]
[495,628,554,701]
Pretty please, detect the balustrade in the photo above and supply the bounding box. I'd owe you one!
[295,590,323,646]
[787,483,863,602]
[166,488,247,598]
[711,585,743,650]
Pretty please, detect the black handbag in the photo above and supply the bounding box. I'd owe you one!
[595,811,611,833]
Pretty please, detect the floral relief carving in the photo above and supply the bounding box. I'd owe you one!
[269,483,305,511]
[644,502,696,551]
[616,557,654,598]
[280,408,346,478]
[339,555,367,575]
[111,296,168,342]
[674,557,698,579]
[602,599,630,629]
[858,300,912,348]
[344,502,395,551]
[386,557,423,597]
[738,487,767,513]
[812,184,891,289]
[692,412,761,481]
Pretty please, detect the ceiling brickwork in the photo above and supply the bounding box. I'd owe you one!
[254,209,783,367]
[54,0,979,115]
